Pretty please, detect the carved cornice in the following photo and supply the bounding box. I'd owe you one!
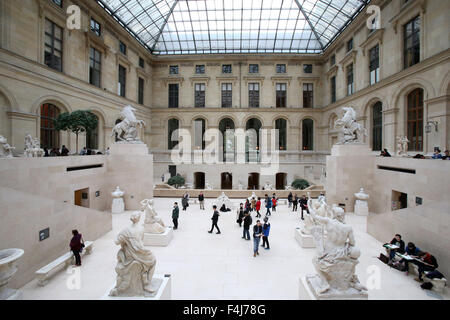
[297,76,320,84]
[137,68,151,81]
[189,76,211,86]
[85,31,108,55]
[382,108,399,115]
[7,111,38,120]
[339,50,357,68]
[390,0,427,34]
[326,65,338,78]
[116,52,131,71]
[270,76,292,86]
[160,76,185,87]
[360,29,384,56]
[215,76,238,86]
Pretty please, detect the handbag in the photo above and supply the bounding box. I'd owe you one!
[378,253,389,264]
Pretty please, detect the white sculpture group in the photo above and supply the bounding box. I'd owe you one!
[111,105,146,143]
[0,135,14,158]
[24,134,44,157]
[213,192,233,210]
[396,136,409,157]
[334,107,367,144]
[263,181,273,190]
[142,199,166,234]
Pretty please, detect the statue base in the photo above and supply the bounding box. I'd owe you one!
[111,198,125,214]
[143,227,173,246]
[295,228,315,248]
[299,275,368,300]
[109,143,148,156]
[354,200,369,216]
[102,274,171,300]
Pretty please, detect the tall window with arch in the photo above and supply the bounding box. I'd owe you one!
[275,118,287,150]
[168,118,179,150]
[86,113,99,150]
[407,88,423,151]
[245,118,262,162]
[302,118,314,150]
[40,103,60,149]
[219,118,235,162]
[372,102,382,151]
[193,118,205,150]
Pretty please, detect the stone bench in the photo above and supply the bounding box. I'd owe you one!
[35,241,93,286]
[424,271,447,293]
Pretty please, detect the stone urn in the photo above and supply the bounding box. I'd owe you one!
[354,188,369,216]
[354,188,369,201]
[0,248,24,300]
[111,186,125,214]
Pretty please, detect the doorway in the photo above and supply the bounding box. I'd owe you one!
[276,173,287,190]
[169,165,176,177]
[248,172,260,190]
[74,188,89,208]
[221,172,232,189]
[194,172,205,189]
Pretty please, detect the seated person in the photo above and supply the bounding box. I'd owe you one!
[432,149,442,159]
[412,251,438,282]
[399,242,421,273]
[385,234,405,262]
[442,150,450,160]
[219,203,230,212]
[413,153,425,159]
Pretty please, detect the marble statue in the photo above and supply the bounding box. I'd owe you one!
[0,248,24,300]
[307,204,367,298]
[354,188,369,216]
[284,185,292,190]
[263,181,273,190]
[111,186,125,214]
[205,180,213,190]
[302,192,329,236]
[238,181,244,190]
[396,136,409,157]
[213,192,233,210]
[248,191,257,201]
[111,105,146,143]
[109,211,161,297]
[317,193,326,205]
[0,135,14,158]
[142,199,166,234]
[24,134,44,157]
[334,107,367,144]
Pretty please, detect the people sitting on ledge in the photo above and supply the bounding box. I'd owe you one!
[220,203,231,212]
[413,154,425,159]
[400,242,421,275]
[380,148,391,157]
[442,150,450,160]
[431,149,442,159]
[412,251,439,282]
[385,234,405,262]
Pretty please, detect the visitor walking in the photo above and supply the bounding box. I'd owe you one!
[236,203,245,227]
[253,220,263,257]
[198,192,205,210]
[255,197,261,217]
[172,202,179,230]
[251,197,256,212]
[271,195,277,212]
[181,193,189,211]
[299,195,309,220]
[242,211,252,240]
[261,217,271,250]
[69,230,84,266]
[245,199,251,212]
[288,192,293,208]
[265,194,272,216]
[292,194,299,212]
[208,205,221,234]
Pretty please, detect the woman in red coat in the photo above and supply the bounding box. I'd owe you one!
[255,197,261,218]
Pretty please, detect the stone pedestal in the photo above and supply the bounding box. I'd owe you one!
[299,275,368,300]
[354,199,369,216]
[143,228,173,246]
[111,198,124,214]
[0,248,24,300]
[109,143,148,156]
[295,228,315,248]
[103,274,171,300]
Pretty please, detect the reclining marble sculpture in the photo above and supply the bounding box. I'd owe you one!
[142,199,166,234]
[109,212,161,297]
[24,134,44,157]
[307,204,367,298]
[334,107,367,144]
[111,105,146,143]
[0,135,14,158]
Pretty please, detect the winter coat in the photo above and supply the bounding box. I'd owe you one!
[256,200,261,211]
[172,206,179,219]
[263,223,271,236]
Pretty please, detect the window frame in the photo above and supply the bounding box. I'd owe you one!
[303,83,314,108]
[403,15,421,69]
[138,77,145,105]
[248,83,260,108]
[168,83,179,108]
[221,83,232,108]
[194,83,206,108]
[222,64,232,74]
[44,18,63,72]
[90,17,101,37]
[118,64,126,97]
[276,64,286,73]
[89,46,101,88]
[276,83,287,108]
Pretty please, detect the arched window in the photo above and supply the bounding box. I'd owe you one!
[219,118,235,162]
[193,118,205,150]
[40,103,60,149]
[275,118,287,150]
[372,102,382,151]
[86,113,99,150]
[168,118,179,150]
[246,118,262,162]
[407,88,423,151]
[302,118,314,150]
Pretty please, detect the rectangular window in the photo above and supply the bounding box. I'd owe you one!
[276,64,286,73]
[331,76,336,103]
[170,65,179,74]
[303,64,312,73]
[303,83,313,108]
[222,64,232,74]
[330,54,336,66]
[118,65,126,97]
[138,77,144,104]
[168,84,179,108]
[221,83,232,108]
[369,44,380,85]
[195,83,206,108]
[249,64,259,73]
[276,83,287,108]
[248,83,260,108]
[90,18,101,36]
[139,57,145,68]
[195,65,205,74]
[44,19,63,72]
[404,16,420,69]
[347,64,354,96]
[89,47,101,87]
[119,41,127,55]
[347,38,353,52]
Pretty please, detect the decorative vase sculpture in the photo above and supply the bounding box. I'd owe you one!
[142,199,166,234]
[24,134,44,157]
[111,105,146,143]
[111,186,125,214]
[354,188,369,216]
[334,107,367,144]
[0,135,15,158]
[109,212,161,297]
[0,248,24,300]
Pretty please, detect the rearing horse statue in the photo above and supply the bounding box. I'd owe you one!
[334,107,367,144]
[111,105,146,142]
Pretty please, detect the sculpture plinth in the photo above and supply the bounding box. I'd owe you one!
[0,248,24,300]
[143,228,173,247]
[109,143,148,156]
[111,186,125,214]
[104,274,171,300]
[141,199,173,247]
[295,228,315,248]
[299,275,368,300]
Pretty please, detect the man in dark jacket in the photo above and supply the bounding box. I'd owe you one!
[387,234,405,261]
[262,217,271,250]
[265,194,272,216]
[172,202,179,230]
[288,192,293,208]
[181,193,189,211]
[61,145,69,156]
[299,195,309,220]
[292,194,298,211]
[253,220,263,257]
[242,211,252,240]
[198,192,205,210]
[69,230,84,266]
[236,203,245,227]
[413,252,439,282]
[208,205,221,234]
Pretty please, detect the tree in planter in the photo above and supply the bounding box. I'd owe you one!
[291,178,310,190]
[54,110,98,154]
[167,175,185,189]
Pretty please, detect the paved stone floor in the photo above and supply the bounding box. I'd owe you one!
[20,198,448,300]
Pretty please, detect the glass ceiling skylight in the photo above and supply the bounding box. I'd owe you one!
[96,0,369,55]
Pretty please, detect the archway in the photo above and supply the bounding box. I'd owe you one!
[221,172,232,189]
[194,172,205,189]
[248,172,260,190]
[246,118,262,162]
[276,173,287,190]
[219,118,235,162]
[40,103,61,149]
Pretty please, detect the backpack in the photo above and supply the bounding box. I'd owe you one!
[421,282,433,290]
[378,253,389,264]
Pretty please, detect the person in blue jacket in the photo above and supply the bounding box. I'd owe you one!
[261,217,271,250]
[264,194,272,216]
[401,242,421,274]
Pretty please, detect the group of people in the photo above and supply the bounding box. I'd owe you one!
[43,145,108,157]
[380,147,450,160]
[287,192,310,219]
[383,234,443,285]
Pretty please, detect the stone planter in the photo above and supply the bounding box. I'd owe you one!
[0,248,24,300]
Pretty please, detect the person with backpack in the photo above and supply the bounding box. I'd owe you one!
[242,211,252,240]
[292,194,298,212]
[299,195,309,220]
[255,197,261,218]
[236,203,245,227]
[261,217,271,250]
[198,192,205,210]
[265,194,272,216]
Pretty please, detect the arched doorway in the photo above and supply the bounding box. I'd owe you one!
[275,118,287,150]
[219,118,235,162]
[302,118,314,150]
[372,102,382,151]
[194,172,205,189]
[246,118,262,162]
[40,103,60,149]
[276,173,287,190]
[86,113,99,150]
[221,172,232,189]
[248,172,260,190]
[407,88,424,151]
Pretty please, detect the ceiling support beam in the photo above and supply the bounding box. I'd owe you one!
[294,0,325,52]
